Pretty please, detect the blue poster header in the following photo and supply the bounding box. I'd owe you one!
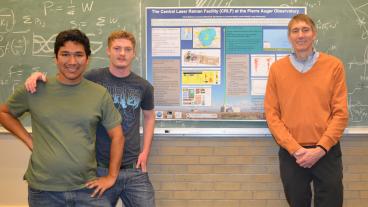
[148,7,305,18]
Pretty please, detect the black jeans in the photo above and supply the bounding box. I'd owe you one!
[279,143,343,207]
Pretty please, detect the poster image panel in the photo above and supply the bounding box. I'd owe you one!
[182,70,221,85]
[193,27,221,48]
[182,87,212,106]
[250,54,276,77]
[182,49,221,67]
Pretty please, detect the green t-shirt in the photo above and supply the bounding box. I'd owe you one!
[7,77,121,191]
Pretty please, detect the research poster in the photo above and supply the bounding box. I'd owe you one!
[146,7,306,120]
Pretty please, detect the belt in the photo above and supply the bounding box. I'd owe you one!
[97,162,136,169]
[303,145,317,149]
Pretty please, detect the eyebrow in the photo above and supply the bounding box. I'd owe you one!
[291,26,311,30]
[59,51,85,54]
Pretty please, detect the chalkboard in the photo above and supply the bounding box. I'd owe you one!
[1,0,368,130]
[0,0,141,127]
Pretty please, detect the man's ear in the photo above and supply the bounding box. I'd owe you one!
[106,46,110,56]
[312,30,317,41]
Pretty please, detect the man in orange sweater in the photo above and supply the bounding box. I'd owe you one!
[264,14,348,207]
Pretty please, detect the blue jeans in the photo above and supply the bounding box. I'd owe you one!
[28,186,111,207]
[97,167,155,207]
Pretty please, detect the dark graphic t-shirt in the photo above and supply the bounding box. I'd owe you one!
[85,68,154,166]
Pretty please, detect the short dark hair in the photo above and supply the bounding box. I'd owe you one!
[54,29,91,57]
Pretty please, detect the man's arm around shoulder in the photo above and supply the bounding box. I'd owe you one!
[24,72,47,94]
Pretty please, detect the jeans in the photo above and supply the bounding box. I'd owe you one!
[28,186,111,207]
[97,166,155,207]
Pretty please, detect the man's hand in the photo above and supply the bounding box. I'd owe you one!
[293,147,308,160]
[85,175,117,198]
[137,151,149,172]
[294,147,326,168]
[24,72,47,94]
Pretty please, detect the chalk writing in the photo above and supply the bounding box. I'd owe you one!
[195,0,233,7]
[347,0,368,40]
[0,65,23,94]
[348,44,368,123]
[280,0,321,9]
[344,0,368,124]
[32,33,55,57]
[43,1,94,16]
[0,34,27,57]
[316,19,338,33]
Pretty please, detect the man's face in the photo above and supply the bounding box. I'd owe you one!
[288,21,316,54]
[55,41,89,85]
[106,38,135,70]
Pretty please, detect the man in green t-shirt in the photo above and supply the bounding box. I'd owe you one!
[0,29,124,207]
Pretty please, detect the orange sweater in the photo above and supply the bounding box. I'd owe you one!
[264,53,348,154]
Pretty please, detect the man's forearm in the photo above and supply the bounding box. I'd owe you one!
[0,105,33,150]
[107,125,125,178]
[142,110,155,155]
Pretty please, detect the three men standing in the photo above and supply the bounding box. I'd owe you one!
[2,13,349,207]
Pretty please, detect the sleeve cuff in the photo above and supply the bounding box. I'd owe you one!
[317,145,327,154]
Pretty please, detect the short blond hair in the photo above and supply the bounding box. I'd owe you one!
[107,30,136,49]
[288,14,317,35]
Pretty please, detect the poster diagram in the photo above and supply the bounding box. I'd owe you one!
[250,54,276,77]
[182,87,212,106]
[263,29,291,51]
[193,27,221,48]
[181,27,193,40]
[182,49,221,67]
[182,70,220,85]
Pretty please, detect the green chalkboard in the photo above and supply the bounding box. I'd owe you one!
[0,0,141,126]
